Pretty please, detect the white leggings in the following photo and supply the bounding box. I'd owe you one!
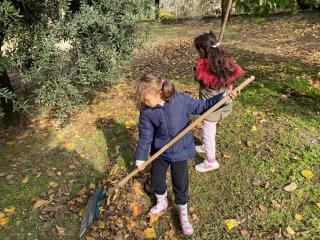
[201,120,217,161]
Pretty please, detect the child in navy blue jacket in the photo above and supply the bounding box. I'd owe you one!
[134,73,237,235]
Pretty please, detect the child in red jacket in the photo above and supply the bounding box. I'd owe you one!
[194,31,244,172]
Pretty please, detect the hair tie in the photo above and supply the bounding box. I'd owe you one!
[211,42,221,48]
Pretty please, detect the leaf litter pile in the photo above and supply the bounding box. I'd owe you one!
[29,161,179,239]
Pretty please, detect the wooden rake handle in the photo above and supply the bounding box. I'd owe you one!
[109,76,255,195]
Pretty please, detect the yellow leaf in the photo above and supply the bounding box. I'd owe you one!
[144,227,156,238]
[22,175,30,184]
[224,219,238,231]
[64,142,75,151]
[132,184,144,196]
[251,126,257,132]
[79,208,84,217]
[286,226,295,235]
[0,217,9,226]
[56,225,65,235]
[301,170,314,179]
[4,206,15,214]
[48,181,59,188]
[294,214,303,221]
[149,214,159,224]
[6,141,16,146]
[98,221,105,229]
[54,134,65,142]
[316,202,320,208]
[126,218,136,230]
[124,120,136,128]
[0,212,5,218]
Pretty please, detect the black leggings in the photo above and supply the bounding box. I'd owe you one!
[151,159,189,205]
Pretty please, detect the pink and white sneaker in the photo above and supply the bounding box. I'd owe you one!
[150,191,168,215]
[178,204,194,235]
[195,145,205,154]
[195,160,220,172]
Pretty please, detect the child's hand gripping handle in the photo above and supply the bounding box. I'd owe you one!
[108,76,255,197]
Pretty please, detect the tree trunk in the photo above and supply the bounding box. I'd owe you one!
[155,0,160,21]
[221,0,232,26]
[0,33,20,127]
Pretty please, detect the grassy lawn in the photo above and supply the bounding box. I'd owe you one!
[1,13,319,239]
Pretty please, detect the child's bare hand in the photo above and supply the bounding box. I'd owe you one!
[229,89,240,99]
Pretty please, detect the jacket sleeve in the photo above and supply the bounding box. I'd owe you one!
[134,109,154,161]
[185,92,225,115]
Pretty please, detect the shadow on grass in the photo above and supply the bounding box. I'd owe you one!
[95,117,137,172]
[0,139,102,240]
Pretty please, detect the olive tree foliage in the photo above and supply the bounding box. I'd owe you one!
[0,0,152,124]
[235,0,319,15]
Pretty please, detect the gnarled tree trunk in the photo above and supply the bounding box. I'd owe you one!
[0,33,20,127]
[155,0,160,21]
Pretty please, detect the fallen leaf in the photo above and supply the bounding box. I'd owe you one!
[124,120,136,128]
[165,229,175,239]
[192,213,200,223]
[301,170,314,179]
[56,225,65,235]
[144,227,156,238]
[132,204,142,217]
[4,206,15,214]
[79,208,84,217]
[149,214,159,224]
[284,182,297,192]
[6,141,16,146]
[0,212,5,218]
[0,173,5,177]
[21,176,30,184]
[98,221,106,229]
[86,237,95,240]
[295,213,303,221]
[252,178,262,186]
[6,174,14,180]
[251,126,257,132]
[258,204,266,212]
[132,183,144,196]
[316,203,320,208]
[32,199,49,211]
[271,200,282,209]
[286,226,295,235]
[224,219,239,231]
[69,164,76,169]
[64,142,75,151]
[246,140,254,147]
[223,153,232,159]
[48,181,59,188]
[36,172,42,178]
[0,217,9,226]
[240,228,250,239]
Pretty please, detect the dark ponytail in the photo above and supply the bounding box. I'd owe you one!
[194,31,236,87]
